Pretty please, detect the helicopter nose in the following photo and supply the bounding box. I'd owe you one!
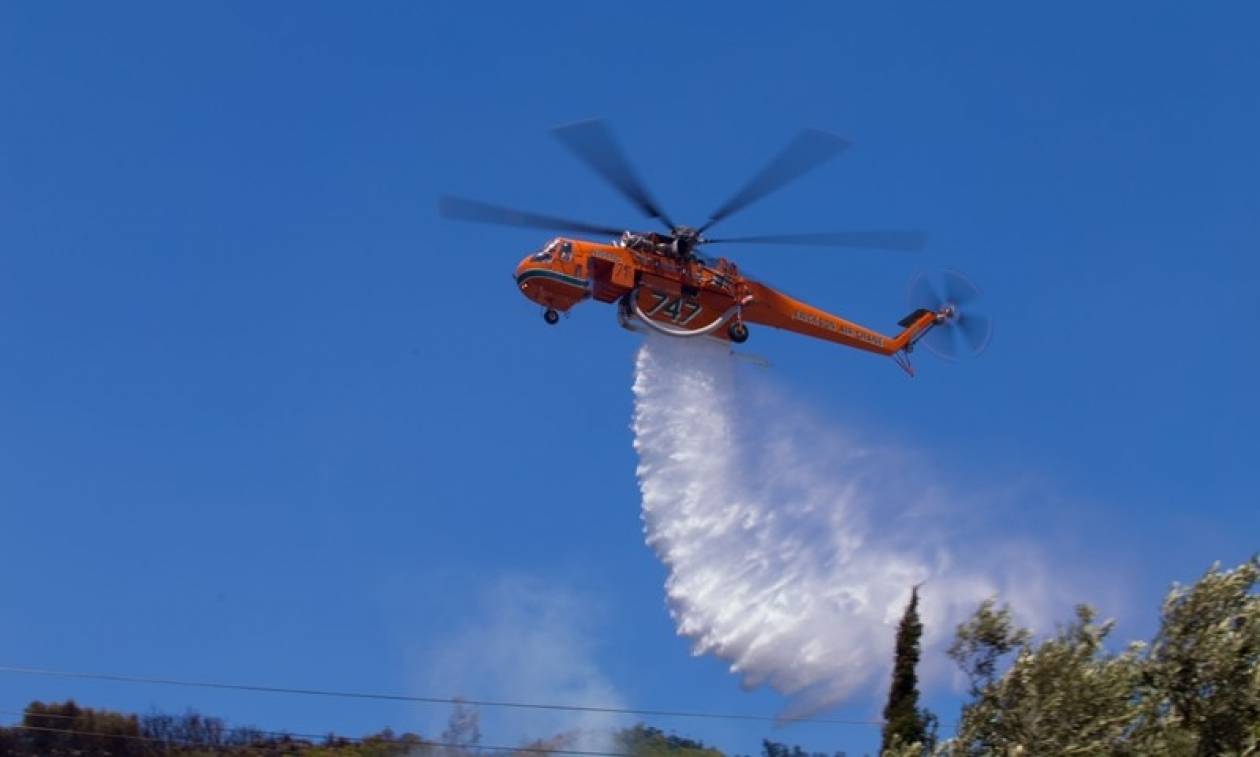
[514,255,545,300]
[514,254,539,284]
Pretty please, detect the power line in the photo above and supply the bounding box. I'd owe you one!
[0,665,883,727]
[4,721,313,757]
[3,710,633,756]
[4,721,633,757]
[8,724,268,755]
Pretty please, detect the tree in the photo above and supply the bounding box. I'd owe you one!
[1134,557,1260,754]
[945,599,1030,697]
[946,604,1142,755]
[759,739,842,757]
[881,585,936,754]
[618,725,724,757]
[440,699,481,755]
[939,557,1260,756]
[3,701,425,756]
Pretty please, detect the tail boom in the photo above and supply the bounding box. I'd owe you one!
[742,282,936,356]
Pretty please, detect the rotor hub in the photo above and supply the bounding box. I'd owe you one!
[910,270,992,360]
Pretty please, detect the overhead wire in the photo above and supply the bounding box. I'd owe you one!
[0,711,633,757]
[0,665,884,727]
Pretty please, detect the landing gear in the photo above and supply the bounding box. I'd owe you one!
[543,308,560,325]
[727,321,749,344]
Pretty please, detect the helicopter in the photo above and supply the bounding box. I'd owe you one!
[439,119,990,375]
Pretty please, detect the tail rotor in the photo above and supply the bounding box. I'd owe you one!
[907,269,992,360]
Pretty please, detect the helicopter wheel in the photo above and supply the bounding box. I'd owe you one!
[543,308,560,325]
[727,321,749,344]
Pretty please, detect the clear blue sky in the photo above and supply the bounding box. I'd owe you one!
[2,3,1257,755]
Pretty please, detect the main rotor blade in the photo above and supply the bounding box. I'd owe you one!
[701,129,850,233]
[438,195,625,237]
[551,119,676,231]
[703,230,925,252]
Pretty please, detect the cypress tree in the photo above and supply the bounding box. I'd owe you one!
[881,585,934,753]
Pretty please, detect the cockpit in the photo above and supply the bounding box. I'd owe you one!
[529,240,555,262]
[528,238,572,263]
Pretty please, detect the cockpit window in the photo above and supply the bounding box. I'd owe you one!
[558,241,573,261]
[530,239,559,262]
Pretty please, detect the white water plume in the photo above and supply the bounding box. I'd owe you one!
[632,335,1064,718]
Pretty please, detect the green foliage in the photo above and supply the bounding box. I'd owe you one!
[1132,557,1260,755]
[0,705,730,757]
[2,558,1254,757]
[20,699,143,756]
[759,737,844,757]
[945,605,1142,755]
[881,586,936,755]
[946,599,1031,697]
[881,736,929,757]
[618,723,723,757]
[1,701,427,756]
[940,557,1260,756]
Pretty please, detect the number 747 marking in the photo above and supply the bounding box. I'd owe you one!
[646,291,704,325]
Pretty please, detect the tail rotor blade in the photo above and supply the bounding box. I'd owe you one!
[908,272,944,311]
[907,270,992,361]
[956,312,993,354]
[942,269,982,307]
[551,119,676,231]
[921,322,960,360]
[702,129,850,233]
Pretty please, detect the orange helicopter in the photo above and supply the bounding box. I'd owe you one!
[440,120,990,375]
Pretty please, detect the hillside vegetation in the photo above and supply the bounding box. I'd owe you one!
[2,558,1255,756]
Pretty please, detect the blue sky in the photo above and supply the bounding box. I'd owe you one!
[2,3,1257,754]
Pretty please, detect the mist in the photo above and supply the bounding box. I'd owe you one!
[632,334,1071,718]
[415,577,630,752]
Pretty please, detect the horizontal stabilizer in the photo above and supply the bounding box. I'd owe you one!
[898,307,934,328]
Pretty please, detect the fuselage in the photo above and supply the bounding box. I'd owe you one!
[514,234,936,356]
